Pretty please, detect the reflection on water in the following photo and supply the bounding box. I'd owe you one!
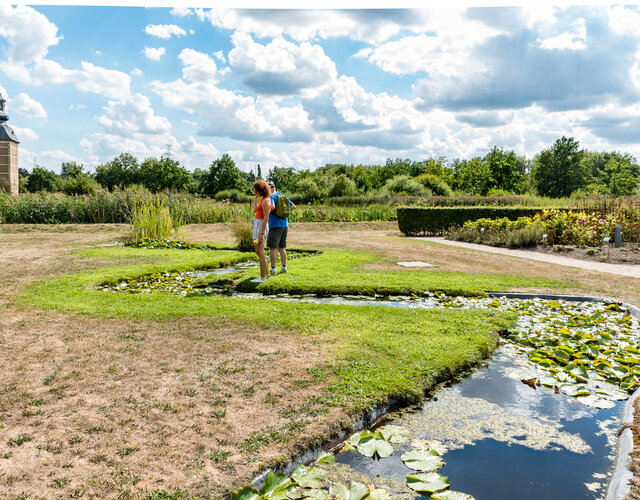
[334,347,623,499]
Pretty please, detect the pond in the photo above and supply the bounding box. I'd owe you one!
[102,265,639,499]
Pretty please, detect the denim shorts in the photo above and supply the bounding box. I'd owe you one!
[251,218,269,241]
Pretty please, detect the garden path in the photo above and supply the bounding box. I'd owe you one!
[411,237,640,279]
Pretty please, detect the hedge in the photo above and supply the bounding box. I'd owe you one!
[397,207,549,236]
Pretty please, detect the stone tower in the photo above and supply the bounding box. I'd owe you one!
[0,93,20,195]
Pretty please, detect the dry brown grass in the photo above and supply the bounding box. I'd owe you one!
[1,221,639,499]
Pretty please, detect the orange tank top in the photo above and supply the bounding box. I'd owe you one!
[255,196,269,219]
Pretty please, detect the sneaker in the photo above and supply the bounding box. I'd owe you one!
[270,271,277,277]
[250,277,266,283]
[280,268,287,274]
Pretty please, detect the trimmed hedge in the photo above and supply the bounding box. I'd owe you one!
[397,207,549,236]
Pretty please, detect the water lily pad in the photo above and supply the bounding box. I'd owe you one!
[401,449,445,472]
[231,486,261,500]
[575,395,616,409]
[291,465,326,489]
[356,433,394,458]
[431,491,476,500]
[406,472,450,494]
[329,481,370,500]
[315,451,335,464]
[286,487,330,500]
[378,424,410,443]
[409,439,448,455]
[261,472,294,498]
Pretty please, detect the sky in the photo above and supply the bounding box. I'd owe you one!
[1,3,640,175]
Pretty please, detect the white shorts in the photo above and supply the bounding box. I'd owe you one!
[251,218,269,241]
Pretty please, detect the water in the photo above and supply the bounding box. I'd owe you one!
[333,347,622,499]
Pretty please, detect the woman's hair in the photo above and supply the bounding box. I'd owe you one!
[253,179,270,197]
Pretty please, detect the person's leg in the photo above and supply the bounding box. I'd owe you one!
[269,248,277,274]
[279,248,287,269]
[256,245,268,279]
[279,227,288,272]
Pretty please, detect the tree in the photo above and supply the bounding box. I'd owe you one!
[139,156,189,193]
[95,153,140,190]
[483,146,524,194]
[266,166,297,192]
[532,136,586,198]
[199,154,247,196]
[60,161,84,178]
[451,157,491,195]
[329,174,358,197]
[25,166,59,192]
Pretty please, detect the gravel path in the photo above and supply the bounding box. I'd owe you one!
[411,237,640,279]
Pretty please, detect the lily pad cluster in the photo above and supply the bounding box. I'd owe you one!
[125,238,224,250]
[100,267,251,296]
[230,454,393,500]
[430,294,639,408]
[345,426,474,498]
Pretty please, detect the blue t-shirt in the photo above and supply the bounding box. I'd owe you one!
[269,192,293,228]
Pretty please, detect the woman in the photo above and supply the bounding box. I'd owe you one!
[250,179,273,282]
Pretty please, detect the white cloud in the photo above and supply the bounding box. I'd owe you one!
[69,104,86,111]
[11,92,47,118]
[170,7,193,18]
[145,24,186,39]
[143,47,166,61]
[0,6,131,99]
[97,93,171,137]
[0,4,61,63]
[355,10,500,76]
[10,126,39,141]
[228,32,337,96]
[152,78,313,143]
[179,48,224,84]
[538,18,587,51]
[131,68,143,76]
[2,59,131,99]
[213,50,226,64]
[201,9,431,44]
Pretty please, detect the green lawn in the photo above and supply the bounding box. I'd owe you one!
[19,245,561,411]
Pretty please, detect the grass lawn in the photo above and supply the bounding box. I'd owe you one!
[1,222,632,499]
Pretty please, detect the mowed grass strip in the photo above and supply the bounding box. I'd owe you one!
[247,249,570,296]
[19,246,521,410]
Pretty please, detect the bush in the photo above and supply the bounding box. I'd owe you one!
[60,174,100,196]
[382,175,428,196]
[414,174,453,197]
[214,189,252,203]
[231,219,254,252]
[397,207,547,236]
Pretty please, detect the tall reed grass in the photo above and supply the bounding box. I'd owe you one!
[127,198,182,244]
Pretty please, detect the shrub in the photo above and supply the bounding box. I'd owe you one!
[414,174,453,197]
[382,175,428,196]
[214,189,252,203]
[231,219,254,252]
[60,174,100,196]
[397,207,547,236]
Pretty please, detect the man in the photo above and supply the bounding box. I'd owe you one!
[267,181,295,276]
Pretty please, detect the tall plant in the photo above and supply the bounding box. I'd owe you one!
[127,198,182,244]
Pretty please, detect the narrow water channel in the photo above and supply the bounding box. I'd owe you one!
[334,346,622,499]
[104,266,639,498]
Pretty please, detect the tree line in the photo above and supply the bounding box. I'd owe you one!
[18,136,640,200]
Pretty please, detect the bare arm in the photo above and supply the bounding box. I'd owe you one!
[258,198,271,241]
[252,194,260,213]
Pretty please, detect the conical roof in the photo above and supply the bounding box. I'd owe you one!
[0,93,20,143]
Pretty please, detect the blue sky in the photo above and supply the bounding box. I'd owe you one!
[1,3,640,174]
